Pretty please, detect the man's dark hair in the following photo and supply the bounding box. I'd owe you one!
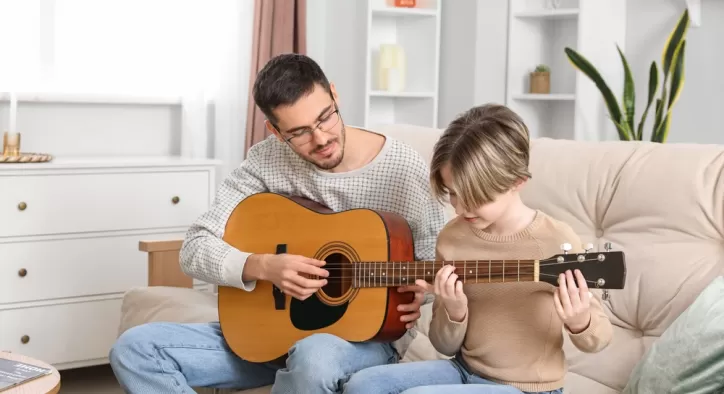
[253,53,332,126]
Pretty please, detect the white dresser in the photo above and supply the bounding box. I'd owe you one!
[0,156,218,370]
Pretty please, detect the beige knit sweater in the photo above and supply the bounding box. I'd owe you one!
[430,210,613,392]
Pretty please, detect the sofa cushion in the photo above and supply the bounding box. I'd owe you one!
[117,286,219,335]
[622,275,724,394]
[521,138,724,391]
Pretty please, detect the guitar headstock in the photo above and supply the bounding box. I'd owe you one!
[539,242,626,290]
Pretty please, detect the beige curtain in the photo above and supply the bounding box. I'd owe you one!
[244,0,307,154]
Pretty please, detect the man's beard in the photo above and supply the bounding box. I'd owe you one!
[311,125,345,170]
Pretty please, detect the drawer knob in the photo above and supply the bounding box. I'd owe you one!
[18,268,27,277]
[17,202,27,211]
[20,335,29,344]
[171,196,180,204]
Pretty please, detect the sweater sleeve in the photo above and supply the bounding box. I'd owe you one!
[427,246,468,357]
[565,293,613,353]
[179,144,268,290]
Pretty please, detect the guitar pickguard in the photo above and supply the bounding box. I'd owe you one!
[290,294,348,331]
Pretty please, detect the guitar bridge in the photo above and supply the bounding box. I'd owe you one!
[273,244,287,310]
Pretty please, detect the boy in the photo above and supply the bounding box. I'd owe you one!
[343,104,613,394]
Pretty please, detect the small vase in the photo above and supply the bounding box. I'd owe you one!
[530,72,550,94]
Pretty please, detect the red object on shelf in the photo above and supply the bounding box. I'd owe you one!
[394,0,416,7]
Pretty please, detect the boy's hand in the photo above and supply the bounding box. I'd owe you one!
[554,269,592,333]
[417,264,467,322]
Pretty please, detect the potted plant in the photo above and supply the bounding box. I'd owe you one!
[530,64,550,94]
[564,9,690,143]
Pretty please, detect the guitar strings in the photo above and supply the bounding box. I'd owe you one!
[309,257,604,271]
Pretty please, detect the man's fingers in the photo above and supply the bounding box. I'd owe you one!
[296,261,329,278]
[304,257,327,267]
[291,274,327,290]
[400,310,420,323]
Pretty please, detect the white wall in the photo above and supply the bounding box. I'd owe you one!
[0,98,181,157]
[626,0,723,144]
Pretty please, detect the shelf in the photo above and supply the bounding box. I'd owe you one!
[368,95,435,128]
[370,91,435,98]
[514,9,579,19]
[372,7,438,17]
[512,93,575,101]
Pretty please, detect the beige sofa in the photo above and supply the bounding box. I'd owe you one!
[118,124,724,393]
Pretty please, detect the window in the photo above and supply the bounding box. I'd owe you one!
[0,0,237,97]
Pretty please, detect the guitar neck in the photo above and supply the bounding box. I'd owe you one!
[351,260,539,288]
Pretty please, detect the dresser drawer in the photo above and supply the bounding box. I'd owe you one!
[0,298,124,366]
[0,232,199,304]
[0,170,211,238]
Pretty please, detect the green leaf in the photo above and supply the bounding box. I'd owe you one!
[662,9,690,77]
[637,61,658,141]
[667,40,686,112]
[652,99,663,142]
[565,47,630,141]
[653,112,672,143]
[616,44,636,139]
[612,118,633,142]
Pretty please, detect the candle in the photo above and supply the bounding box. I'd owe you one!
[3,131,21,157]
[9,92,17,133]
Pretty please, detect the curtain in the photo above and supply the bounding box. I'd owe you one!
[244,0,307,154]
[180,0,255,185]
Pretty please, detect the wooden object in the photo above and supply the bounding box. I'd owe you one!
[217,193,627,363]
[140,240,192,288]
[530,71,550,93]
[0,351,60,394]
[0,157,216,370]
[506,0,627,140]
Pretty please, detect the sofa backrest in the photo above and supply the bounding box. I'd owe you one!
[374,123,724,391]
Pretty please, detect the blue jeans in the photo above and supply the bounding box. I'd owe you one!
[109,322,398,393]
[343,355,563,394]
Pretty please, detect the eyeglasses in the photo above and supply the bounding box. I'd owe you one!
[282,107,342,147]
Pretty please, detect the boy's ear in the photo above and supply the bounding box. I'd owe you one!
[266,120,284,142]
[512,177,529,191]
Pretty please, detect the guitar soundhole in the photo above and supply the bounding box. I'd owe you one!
[322,252,353,299]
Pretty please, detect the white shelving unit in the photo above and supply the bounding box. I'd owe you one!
[505,0,627,141]
[364,0,441,129]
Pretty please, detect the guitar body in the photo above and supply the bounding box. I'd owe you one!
[218,193,415,363]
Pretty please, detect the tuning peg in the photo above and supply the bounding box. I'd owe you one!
[560,243,572,255]
[604,242,613,252]
[584,243,594,253]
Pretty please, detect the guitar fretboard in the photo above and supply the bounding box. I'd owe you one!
[350,260,538,288]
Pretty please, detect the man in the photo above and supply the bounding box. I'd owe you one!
[109,53,446,393]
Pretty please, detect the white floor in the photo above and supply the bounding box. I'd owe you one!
[59,364,124,394]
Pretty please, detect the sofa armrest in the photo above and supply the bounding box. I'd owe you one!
[139,239,192,288]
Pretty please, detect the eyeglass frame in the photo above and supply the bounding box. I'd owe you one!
[270,100,344,147]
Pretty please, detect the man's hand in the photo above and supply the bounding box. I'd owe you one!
[396,284,426,329]
[244,253,328,300]
[554,269,593,334]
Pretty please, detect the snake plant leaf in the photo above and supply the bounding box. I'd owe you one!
[654,40,686,143]
[616,44,636,138]
[653,96,665,141]
[637,61,659,141]
[662,9,690,76]
[565,47,630,141]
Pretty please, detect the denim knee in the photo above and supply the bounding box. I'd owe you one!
[343,364,388,394]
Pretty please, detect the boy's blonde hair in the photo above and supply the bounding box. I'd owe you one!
[431,104,532,211]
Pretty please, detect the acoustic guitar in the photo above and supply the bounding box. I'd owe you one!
[217,192,626,363]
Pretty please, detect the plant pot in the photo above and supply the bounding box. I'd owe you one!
[530,72,550,94]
